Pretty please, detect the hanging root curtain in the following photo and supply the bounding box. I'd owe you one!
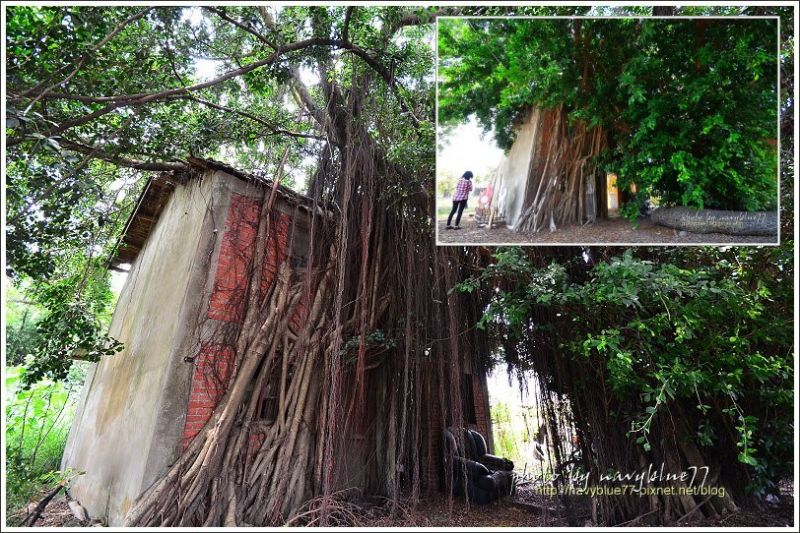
[512,106,607,233]
[519,332,740,526]
[124,90,495,528]
[475,248,779,527]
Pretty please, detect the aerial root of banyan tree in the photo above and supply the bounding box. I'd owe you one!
[124,117,491,525]
[125,263,332,526]
[125,175,337,525]
[506,297,743,527]
[514,106,607,233]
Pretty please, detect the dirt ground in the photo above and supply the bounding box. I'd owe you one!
[7,493,96,528]
[13,478,794,527]
[362,479,795,528]
[436,215,777,245]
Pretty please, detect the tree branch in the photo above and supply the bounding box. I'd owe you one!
[384,8,453,37]
[206,7,420,128]
[335,40,420,128]
[204,7,277,49]
[255,7,331,133]
[204,5,334,136]
[12,29,421,146]
[342,7,354,43]
[58,139,187,171]
[181,96,328,142]
[9,37,338,146]
[22,8,153,110]
[20,37,335,106]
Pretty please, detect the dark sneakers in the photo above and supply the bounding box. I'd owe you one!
[445,225,454,230]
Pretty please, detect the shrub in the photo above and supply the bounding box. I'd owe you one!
[4,366,84,512]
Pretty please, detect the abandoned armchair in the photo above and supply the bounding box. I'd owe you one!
[443,427,515,504]
[466,428,515,472]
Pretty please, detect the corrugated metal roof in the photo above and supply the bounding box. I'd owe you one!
[109,158,327,268]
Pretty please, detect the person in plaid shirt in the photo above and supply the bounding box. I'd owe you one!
[446,171,473,229]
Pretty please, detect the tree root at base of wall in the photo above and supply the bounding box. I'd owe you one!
[123,111,493,526]
[514,106,607,233]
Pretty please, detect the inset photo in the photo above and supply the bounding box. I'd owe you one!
[436,16,780,245]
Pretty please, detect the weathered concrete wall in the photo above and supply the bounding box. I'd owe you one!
[62,171,312,525]
[495,109,541,229]
[61,174,219,524]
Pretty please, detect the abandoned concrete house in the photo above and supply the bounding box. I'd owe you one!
[60,160,495,525]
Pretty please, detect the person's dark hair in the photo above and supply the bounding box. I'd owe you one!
[462,171,473,180]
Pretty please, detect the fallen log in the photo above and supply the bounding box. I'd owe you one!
[650,207,777,236]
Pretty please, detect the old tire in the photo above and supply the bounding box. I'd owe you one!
[650,207,777,236]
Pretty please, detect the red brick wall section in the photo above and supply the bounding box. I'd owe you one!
[472,375,490,442]
[420,363,444,493]
[207,195,260,322]
[424,390,443,492]
[259,211,290,300]
[423,371,491,493]
[183,193,293,449]
[182,344,235,449]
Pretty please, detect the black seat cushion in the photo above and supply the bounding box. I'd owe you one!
[470,429,488,457]
[443,427,515,504]
[461,428,479,461]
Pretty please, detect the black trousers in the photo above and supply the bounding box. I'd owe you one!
[447,199,468,226]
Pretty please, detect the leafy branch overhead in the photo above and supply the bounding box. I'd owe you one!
[5,5,443,386]
[6,6,435,167]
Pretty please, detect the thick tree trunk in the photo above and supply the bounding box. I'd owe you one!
[650,207,778,236]
[653,6,677,16]
[514,106,607,233]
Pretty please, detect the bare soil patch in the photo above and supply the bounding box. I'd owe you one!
[436,216,777,245]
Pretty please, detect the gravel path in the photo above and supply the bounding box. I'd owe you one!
[436,216,777,245]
